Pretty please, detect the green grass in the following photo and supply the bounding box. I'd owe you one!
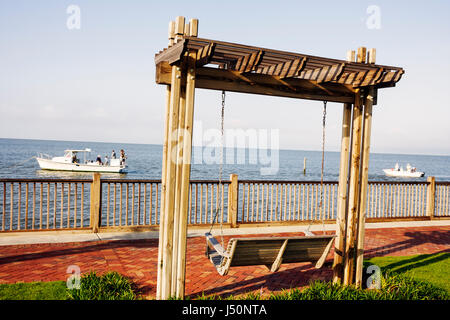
[67,271,136,300]
[0,281,68,300]
[365,252,450,293]
[0,271,137,300]
[194,252,450,300]
[267,272,448,300]
[1,253,448,300]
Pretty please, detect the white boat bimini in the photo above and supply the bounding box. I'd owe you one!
[383,163,424,178]
[36,149,127,173]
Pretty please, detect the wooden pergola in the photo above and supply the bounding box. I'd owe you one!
[154,16,404,299]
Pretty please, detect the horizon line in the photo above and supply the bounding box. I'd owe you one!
[1,136,449,157]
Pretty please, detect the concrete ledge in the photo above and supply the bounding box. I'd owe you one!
[0,220,449,246]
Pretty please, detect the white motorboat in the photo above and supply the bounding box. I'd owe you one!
[36,149,127,173]
[383,163,424,178]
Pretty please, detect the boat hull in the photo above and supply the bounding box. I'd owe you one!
[383,169,424,178]
[36,158,126,173]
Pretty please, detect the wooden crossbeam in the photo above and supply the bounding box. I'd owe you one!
[195,42,216,67]
[337,66,403,88]
[377,69,404,84]
[300,63,345,83]
[156,37,404,89]
[338,70,366,86]
[235,50,264,73]
[256,57,306,78]
[156,62,356,103]
[353,70,371,87]
[355,67,383,87]
[155,40,187,65]
[371,68,385,84]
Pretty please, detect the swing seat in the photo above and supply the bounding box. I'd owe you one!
[205,232,335,276]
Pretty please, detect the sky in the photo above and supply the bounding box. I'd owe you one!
[0,0,449,155]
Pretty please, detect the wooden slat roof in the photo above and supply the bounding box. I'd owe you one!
[155,36,404,89]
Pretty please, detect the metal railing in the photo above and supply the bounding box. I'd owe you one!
[0,179,91,231]
[0,176,448,233]
[365,181,428,219]
[238,180,338,223]
[435,182,450,217]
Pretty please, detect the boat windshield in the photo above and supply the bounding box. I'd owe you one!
[63,149,91,162]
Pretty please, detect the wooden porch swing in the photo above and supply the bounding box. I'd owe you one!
[154,16,404,299]
[205,233,335,276]
[205,93,335,275]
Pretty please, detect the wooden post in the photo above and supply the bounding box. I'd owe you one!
[89,173,101,233]
[343,47,366,285]
[332,50,354,283]
[426,176,436,219]
[357,47,367,64]
[168,21,175,46]
[160,60,183,300]
[189,19,199,37]
[343,89,363,285]
[156,20,175,300]
[174,16,185,43]
[172,18,199,296]
[354,48,376,286]
[171,85,186,294]
[228,174,239,228]
[346,50,356,63]
[367,49,376,64]
[333,103,352,283]
[175,43,198,298]
[355,86,374,287]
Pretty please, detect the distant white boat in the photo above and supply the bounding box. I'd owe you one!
[383,163,424,178]
[36,149,127,173]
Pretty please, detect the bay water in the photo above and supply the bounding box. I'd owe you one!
[1,138,449,182]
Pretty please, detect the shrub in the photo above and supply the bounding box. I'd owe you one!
[375,271,449,300]
[67,271,136,300]
[268,271,449,300]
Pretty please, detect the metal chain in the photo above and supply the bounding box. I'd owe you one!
[319,101,327,233]
[209,90,226,247]
[306,101,327,234]
[219,90,225,186]
[305,101,327,234]
[219,91,226,245]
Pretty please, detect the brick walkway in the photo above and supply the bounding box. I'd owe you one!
[0,226,449,298]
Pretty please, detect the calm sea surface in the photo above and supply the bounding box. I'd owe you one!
[1,138,449,182]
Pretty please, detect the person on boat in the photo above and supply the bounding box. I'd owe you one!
[104,155,109,166]
[395,163,399,171]
[72,154,78,164]
[120,149,126,165]
[111,150,116,159]
[96,155,102,165]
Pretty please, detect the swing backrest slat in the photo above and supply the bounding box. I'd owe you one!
[229,235,335,266]
[206,233,336,275]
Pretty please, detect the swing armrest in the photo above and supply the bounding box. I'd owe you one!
[205,232,231,258]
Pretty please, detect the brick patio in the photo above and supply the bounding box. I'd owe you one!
[0,225,449,298]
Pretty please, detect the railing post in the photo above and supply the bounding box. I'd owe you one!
[426,176,436,219]
[228,174,238,228]
[90,173,102,233]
